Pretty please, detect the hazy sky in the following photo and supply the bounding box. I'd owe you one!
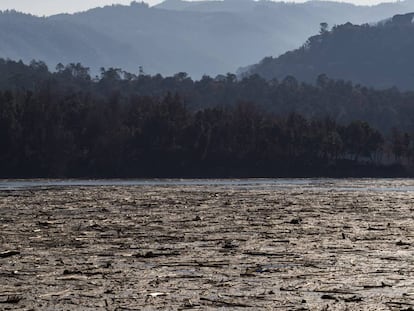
[0,0,399,16]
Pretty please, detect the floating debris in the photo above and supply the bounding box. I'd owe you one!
[0,251,20,258]
[1,181,413,309]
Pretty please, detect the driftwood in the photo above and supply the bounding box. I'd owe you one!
[363,282,392,289]
[39,289,71,298]
[0,295,22,304]
[396,240,411,246]
[0,251,20,258]
[200,297,253,308]
[134,251,180,258]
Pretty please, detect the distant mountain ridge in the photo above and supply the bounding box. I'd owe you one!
[1,0,414,77]
[242,12,414,90]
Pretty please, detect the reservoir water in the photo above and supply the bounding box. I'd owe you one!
[1,178,414,192]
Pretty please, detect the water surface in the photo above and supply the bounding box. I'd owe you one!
[1,178,414,192]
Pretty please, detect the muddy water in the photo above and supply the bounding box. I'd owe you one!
[0,179,413,310]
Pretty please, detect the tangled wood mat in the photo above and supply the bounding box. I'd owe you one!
[0,181,413,310]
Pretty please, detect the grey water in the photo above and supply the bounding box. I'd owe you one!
[1,178,414,192]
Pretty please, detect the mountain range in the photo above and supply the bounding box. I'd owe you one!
[1,0,414,78]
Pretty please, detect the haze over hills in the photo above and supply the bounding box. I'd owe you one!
[243,12,414,90]
[1,0,414,77]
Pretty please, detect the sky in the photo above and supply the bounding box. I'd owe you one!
[0,0,399,16]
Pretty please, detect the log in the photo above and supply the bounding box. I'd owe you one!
[0,251,20,258]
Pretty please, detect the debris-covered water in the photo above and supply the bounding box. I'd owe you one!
[0,179,413,310]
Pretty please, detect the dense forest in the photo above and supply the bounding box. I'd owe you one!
[0,59,414,178]
[243,12,414,90]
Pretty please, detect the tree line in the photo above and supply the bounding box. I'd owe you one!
[0,59,413,177]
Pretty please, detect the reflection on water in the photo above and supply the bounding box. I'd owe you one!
[1,178,414,192]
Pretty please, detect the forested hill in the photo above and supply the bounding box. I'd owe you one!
[1,59,414,178]
[2,0,414,78]
[243,13,414,90]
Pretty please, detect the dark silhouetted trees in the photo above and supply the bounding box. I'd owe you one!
[0,59,414,177]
